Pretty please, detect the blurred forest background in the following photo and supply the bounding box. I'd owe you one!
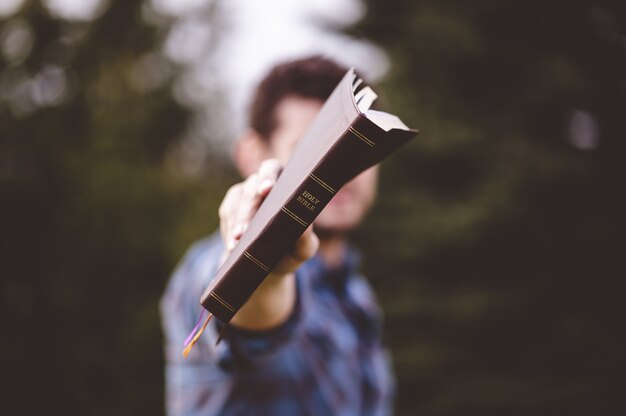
[1,0,624,415]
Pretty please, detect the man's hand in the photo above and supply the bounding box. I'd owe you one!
[217,159,319,329]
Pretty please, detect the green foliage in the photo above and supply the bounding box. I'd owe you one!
[1,1,234,414]
[1,1,624,415]
[354,0,626,414]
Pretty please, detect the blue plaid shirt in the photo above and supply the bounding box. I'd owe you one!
[160,233,394,415]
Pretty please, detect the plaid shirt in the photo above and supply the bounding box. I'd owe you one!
[160,233,394,415]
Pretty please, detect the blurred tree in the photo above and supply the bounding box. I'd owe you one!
[354,0,625,415]
[2,0,625,415]
[0,1,234,414]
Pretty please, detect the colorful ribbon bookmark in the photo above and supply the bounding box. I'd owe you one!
[183,310,213,358]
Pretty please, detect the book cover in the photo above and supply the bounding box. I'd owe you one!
[200,68,417,325]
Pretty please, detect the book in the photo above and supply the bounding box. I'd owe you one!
[200,68,417,325]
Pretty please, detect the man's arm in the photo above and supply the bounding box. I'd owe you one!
[218,159,319,330]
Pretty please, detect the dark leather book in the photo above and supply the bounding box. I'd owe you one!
[200,68,417,324]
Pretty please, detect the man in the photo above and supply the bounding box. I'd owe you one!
[161,56,394,415]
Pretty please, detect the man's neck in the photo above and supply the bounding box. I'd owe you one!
[317,233,348,269]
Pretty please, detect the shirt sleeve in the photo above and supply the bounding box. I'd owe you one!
[160,237,218,364]
[214,272,305,371]
[160,236,232,415]
[161,234,308,374]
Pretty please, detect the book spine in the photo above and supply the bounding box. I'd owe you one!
[201,116,391,323]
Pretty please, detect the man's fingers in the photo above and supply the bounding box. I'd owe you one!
[256,159,282,197]
[231,160,283,246]
[272,226,319,276]
[219,159,284,253]
[293,226,319,262]
[231,174,257,240]
[219,184,243,249]
[230,173,262,247]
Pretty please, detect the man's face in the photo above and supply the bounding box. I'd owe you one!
[266,95,378,233]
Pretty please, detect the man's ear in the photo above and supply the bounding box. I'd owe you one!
[234,129,271,178]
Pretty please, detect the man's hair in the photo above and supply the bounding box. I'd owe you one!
[249,56,348,140]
